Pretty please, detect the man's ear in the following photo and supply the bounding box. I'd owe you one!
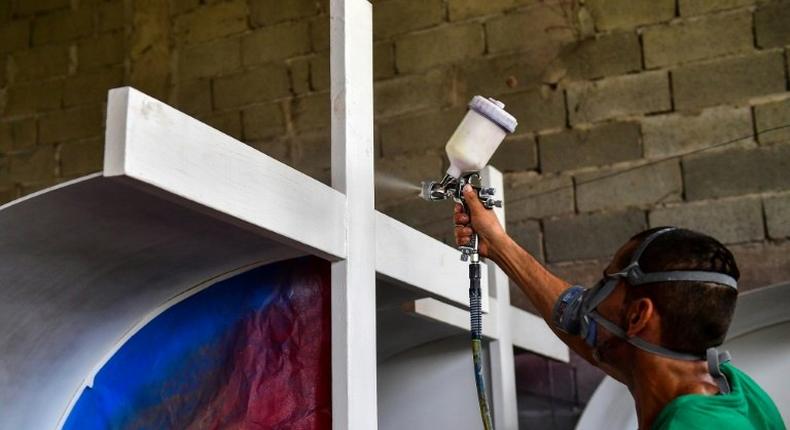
[625,297,654,337]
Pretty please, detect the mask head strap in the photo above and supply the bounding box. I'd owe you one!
[583,227,737,393]
[625,227,738,290]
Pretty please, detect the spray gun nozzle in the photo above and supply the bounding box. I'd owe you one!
[419,175,459,201]
[419,181,439,201]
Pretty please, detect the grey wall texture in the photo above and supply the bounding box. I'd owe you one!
[0,0,789,428]
[1,0,789,292]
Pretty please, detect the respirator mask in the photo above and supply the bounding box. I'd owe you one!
[552,227,738,393]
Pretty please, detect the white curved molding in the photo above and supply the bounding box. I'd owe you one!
[0,172,102,212]
[0,177,305,429]
[54,257,302,430]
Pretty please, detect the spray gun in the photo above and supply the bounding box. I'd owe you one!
[419,96,517,430]
[420,173,502,261]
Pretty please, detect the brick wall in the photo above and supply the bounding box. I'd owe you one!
[3,1,788,426]
[493,0,790,300]
[368,0,790,305]
[0,0,124,199]
[6,0,786,295]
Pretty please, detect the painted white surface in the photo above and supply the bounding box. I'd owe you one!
[378,336,493,430]
[0,176,304,430]
[104,87,348,260]
[106,86,488,327]
[576,283,790,430]
[329,0,378,429]
[724,322,790,422]
[56,259,294,430]
[376,212,490,312]
[404,296,568,362]
[482,166,520,430]
[0,83,572,429]
[510,305,570,363]
[405,297,499,339]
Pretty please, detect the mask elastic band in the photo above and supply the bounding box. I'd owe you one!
[628,267,738,289]
[588,311,703,361]
[625,227,738,289]
[591,311,733,394]
[707,347,732,394]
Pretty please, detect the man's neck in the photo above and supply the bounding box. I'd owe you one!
[629,353,720,429]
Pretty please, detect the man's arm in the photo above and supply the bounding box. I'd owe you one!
[454,185,619,377]
[487,231,600,366]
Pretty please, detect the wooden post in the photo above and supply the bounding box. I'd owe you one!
[330,1,378,429]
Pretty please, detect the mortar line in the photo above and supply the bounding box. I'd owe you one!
[505,123,790,207]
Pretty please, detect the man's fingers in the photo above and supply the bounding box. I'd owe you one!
[454,213,469,225]
[455,225,473,236]
[454,224,474,247]
[463,185,484,213]
[454,203,464,214]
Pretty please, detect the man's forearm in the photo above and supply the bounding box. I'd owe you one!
[488,233,603,367]
[489,234,570,322]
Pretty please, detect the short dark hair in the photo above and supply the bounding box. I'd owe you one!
[622,227,739,355]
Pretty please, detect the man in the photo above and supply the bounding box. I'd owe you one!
[453,185,785,429]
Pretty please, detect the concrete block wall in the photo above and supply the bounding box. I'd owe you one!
[2,1,788,427]
[368,0,790,305]
[2,0,789,302]
[0,0,124,198]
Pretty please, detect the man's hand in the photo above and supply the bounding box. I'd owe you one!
[453,184,508,261]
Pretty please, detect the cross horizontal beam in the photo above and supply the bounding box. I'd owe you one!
[104,86,483,311]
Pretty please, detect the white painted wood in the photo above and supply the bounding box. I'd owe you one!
[104,86,347,260]
[329,1,378,429]
[376,212,491,312]
[510,305,570,362]
[0,176,304,430]
[402,296,568,361]
[378,336,496,430]
[481,166,520,430]
[405,297,499,339]
[56,257,303,430]
[105,86,490,313]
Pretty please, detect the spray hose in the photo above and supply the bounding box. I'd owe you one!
[420,174,502,429]
[468,247,494,430]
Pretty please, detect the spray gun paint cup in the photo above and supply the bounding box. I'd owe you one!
[444,96,518,179]
[419,96,518,202]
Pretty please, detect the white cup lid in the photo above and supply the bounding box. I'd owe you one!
[468,96,518,133]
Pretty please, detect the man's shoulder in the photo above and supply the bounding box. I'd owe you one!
[653,398,751,430]
[653,365,786,430]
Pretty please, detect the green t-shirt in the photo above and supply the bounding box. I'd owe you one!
[652,363,786,429]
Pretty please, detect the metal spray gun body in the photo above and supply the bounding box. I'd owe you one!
[419,96,517,430]
[420,172,502,261]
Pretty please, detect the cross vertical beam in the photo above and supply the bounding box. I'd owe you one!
[482,166,520,429]
[329,1,378,430]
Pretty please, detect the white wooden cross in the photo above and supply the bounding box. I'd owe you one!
[98,0,568,428]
